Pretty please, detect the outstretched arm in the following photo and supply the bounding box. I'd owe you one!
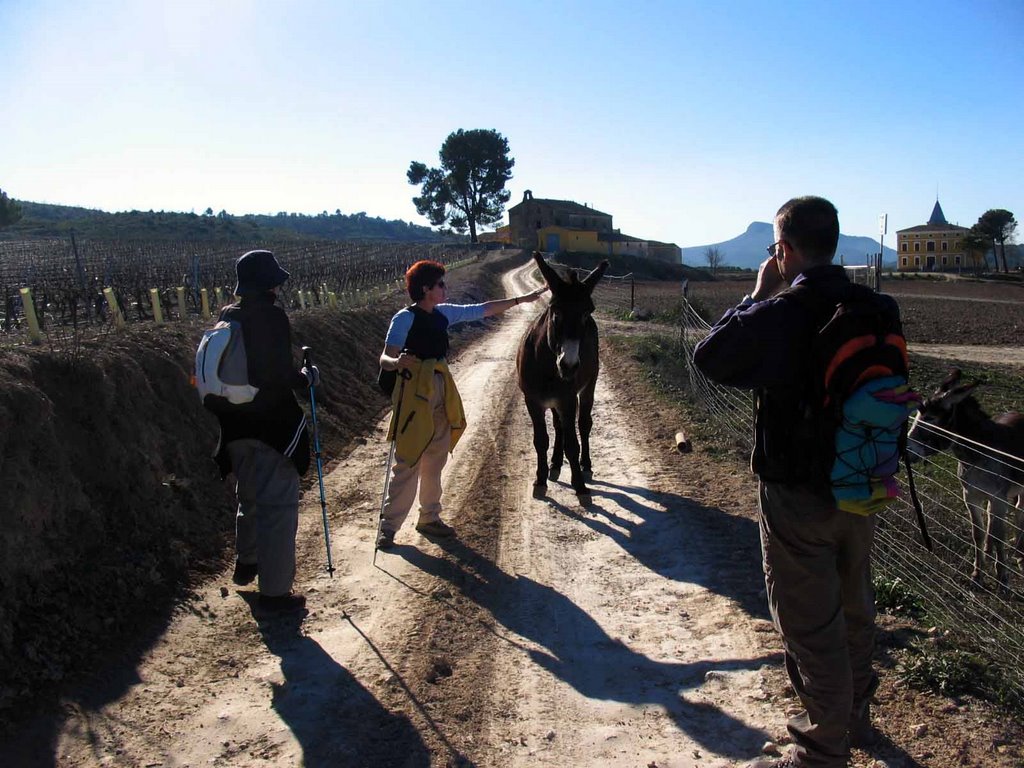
[481,285,549,318]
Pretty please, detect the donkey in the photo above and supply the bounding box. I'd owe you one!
[517,252,608,503]
[907,368,1024,592]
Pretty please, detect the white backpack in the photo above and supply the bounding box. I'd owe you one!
[195,319,259,407]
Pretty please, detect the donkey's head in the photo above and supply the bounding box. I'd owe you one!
[907,368,980,459]
[533,251,608,379]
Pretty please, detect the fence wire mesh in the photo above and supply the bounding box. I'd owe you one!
[678,295,1024,708]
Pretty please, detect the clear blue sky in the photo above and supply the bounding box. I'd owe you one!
[3,0,1022,247]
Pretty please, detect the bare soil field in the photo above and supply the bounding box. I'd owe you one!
[1,257,1022,767]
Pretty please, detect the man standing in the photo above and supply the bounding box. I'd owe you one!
[694,197,896,767]
[213,250,319,614]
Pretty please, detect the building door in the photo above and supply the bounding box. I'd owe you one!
[545,233,560,252]
[926,255,936,270]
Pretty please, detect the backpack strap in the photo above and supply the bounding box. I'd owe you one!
[901,443,933,551]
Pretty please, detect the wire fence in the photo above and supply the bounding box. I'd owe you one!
[1,238,489,345]
[678,296,1024,708]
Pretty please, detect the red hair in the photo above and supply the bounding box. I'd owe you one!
[405,260,446,301]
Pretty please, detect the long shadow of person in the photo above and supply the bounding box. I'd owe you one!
[554,480,770,620]
[396,539,776,761]
[245,599,430,768]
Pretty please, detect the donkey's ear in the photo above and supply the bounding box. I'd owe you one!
[582,260,609,292]
[533,251,563,289]
[938,368,962,392]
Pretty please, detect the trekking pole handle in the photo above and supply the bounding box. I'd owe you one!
[302,345,313,368]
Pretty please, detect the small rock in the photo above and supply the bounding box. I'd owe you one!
[219,586,229,598]
[762,741,781,756]
[911,723,928,738]
[545,731,556,741]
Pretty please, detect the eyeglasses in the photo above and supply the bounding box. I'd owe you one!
[766,241,782,259]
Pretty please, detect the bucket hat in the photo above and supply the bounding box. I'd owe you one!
[234,250,290,296]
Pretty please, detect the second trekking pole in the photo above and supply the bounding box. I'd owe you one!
[302,346,335,577]
[374,369,412,566]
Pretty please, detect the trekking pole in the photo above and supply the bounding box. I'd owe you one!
[302,346,335,577]
[374,369,412,566]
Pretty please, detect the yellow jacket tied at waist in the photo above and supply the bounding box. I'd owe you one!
[387,359,466,465]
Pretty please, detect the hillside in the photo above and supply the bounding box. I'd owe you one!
[1,201,450,243]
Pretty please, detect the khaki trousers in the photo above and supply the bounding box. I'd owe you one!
[228,439,300,597]
[758,481,878,768]
[380,374,451,534]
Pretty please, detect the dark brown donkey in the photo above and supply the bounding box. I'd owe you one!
[907,368,1024,592]
[517,252,608,503]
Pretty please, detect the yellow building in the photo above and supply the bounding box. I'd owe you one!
[896,200,971,272]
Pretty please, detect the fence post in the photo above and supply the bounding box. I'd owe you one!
[214,287,224,308]
[149,288,164,324]
[200,288,211,319]
[19,288,43,344]
[328,291,338,309]
[176,287,186,320]
[103,287,125,327]
[298,290,307,310]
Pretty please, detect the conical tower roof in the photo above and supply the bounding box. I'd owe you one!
[927,200,948,226]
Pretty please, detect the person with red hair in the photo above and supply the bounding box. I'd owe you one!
[376,258,546,549]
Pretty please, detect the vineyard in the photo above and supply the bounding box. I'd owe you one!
[0,238,490,344]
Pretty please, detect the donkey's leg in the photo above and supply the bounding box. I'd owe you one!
[988,495,1013,593]
[549,409,564,482]
[559,400,589,502]
[963,486,988,585]
[526,399,549,498]
[578,380,596,482]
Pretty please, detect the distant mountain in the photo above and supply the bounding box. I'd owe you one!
[1,201,451,243]
[681,222,897,270]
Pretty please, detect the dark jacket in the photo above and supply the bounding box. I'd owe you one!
[693,264,898,488]
[213,293,310,478]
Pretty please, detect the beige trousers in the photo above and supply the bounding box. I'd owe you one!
[380,373,451,534]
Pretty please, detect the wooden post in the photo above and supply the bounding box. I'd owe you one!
[19,288,43,344]
[214,287,223,308]
[328,291,338,309]
[103,287,125,327]
[176,287,186,320]
[200,288,211,319]
[149,288,164,324]
[298,290,307,310]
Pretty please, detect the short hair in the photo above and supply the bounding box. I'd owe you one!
[775,196,839,264]
[405,260,446,301]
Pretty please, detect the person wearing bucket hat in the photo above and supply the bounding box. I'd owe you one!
[211,249,320,615]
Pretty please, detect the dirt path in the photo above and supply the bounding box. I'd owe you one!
[8,263,1021,767]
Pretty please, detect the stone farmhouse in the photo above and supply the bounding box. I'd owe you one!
[896,200,975,272]
[490,191,681,264]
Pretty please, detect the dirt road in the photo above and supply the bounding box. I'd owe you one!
[10,263,1021,768]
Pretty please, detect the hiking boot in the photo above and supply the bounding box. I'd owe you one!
[232,560,257,586]
[376,528,396,550]
[416,520,455,538]
[849,718,880,748]
[257,592,306,613]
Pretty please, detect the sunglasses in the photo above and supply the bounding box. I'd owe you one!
[766,241,782,259]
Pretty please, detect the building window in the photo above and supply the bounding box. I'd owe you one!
[915,256,921,266]
[942,256,948,266]
[901,242,908,252]
[941,241,948,251]
[955,255,962,265]
[914,242,920,252]
[954,241,961,250]
[901,256,908,267]
[927,241,935,252]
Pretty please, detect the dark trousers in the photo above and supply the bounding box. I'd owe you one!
[758,481,878,768]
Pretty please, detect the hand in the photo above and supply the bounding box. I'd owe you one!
[301,365,321,387]
[751,256,786,301]
[518,286,550,304]
[395,352,419,371]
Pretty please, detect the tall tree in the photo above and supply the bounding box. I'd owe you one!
[407,129,514,243]
[962,227,992,272]
[975,209,1017,273]
[703,246,725,276]
[0,188,23,228]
